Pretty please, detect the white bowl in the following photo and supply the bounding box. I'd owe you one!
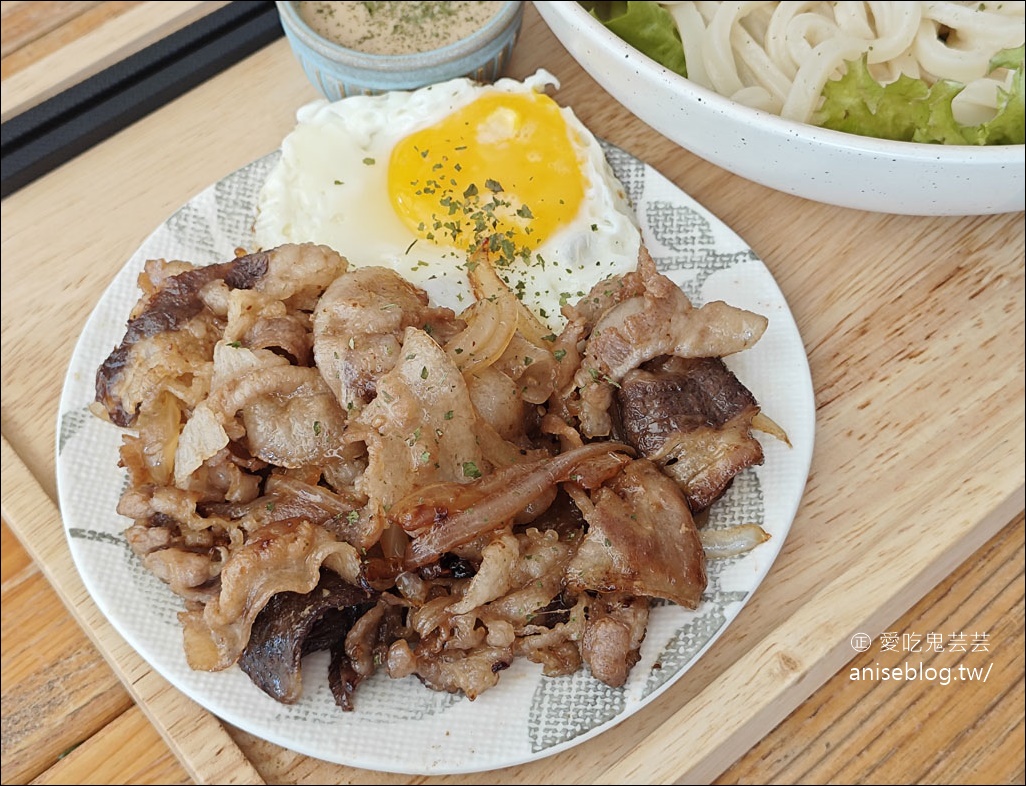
[535,2,1025,216]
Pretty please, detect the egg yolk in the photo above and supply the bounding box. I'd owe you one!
[388,90,586,263]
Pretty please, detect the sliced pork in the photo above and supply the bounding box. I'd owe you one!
[93,240,779,708]
[238,570,376,704]
[614,355,764,512]
[312,267,460,413]
[563,248,767,438]
[566,459,707,609]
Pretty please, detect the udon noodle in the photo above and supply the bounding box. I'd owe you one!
[660,1,1025,124]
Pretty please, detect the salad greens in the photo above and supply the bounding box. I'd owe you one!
[577,2,1024,145]
[814,45,1025,145]
[580,1,687,77]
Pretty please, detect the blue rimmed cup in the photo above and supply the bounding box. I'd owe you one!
[276,1,525,99]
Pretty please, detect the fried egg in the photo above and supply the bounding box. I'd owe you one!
[254,70,641,330]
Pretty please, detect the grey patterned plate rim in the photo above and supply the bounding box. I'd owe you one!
[55,143,816,775]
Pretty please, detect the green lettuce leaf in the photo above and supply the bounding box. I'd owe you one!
[813,44,1025,145]
[967,45,1025,145]
[579,1,687,77]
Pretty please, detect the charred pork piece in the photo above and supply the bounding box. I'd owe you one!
[565,458,707,609]
[238,569,376,704]
[329,599,408,710]
[565,248,767,438]
[328,639,363,712]
[614,356,764,513]
[96,243,347,428]
[96,254,267,427]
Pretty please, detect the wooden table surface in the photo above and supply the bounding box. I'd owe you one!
[1,2,1023,784]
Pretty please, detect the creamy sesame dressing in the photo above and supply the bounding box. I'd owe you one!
[297,1,501,55]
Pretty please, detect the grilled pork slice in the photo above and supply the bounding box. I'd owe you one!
[96,243,347,428]
[614,355,764,513]
[565,458,707,609]
[239,569,376,704]
[562,247,767,438]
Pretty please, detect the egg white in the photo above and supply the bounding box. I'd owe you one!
[254,70,642,330]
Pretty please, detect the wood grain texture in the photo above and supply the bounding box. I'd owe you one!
[0,522,133,784]
[0,0,227,120]
[1,2,1023,784]
[30,706,192,786]
[1,1,132,72]
[4,510,1022,784]
[0,439,267,786]
[0,1,103,59]
[716,511,1025,785]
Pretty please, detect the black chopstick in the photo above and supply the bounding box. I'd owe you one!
[0,1,284,199]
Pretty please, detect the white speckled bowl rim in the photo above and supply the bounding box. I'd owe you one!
[534,2,1025,216]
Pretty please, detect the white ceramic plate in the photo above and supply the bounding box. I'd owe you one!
[535,2,1025,216]
[56,145,815,775]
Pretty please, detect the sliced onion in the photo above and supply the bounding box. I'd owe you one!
[468,258,552,348]
[699,524,771,559]
[444,293,518,375]
[752,412,791,446]
[397,441,634,568]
